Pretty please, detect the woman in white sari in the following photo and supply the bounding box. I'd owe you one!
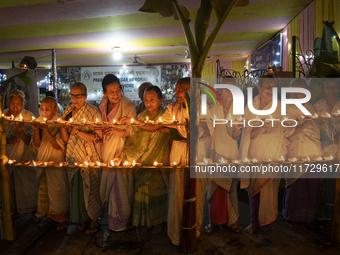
[98,74,136,231]
[3,90,38,221]
[240,75,287,234]
[204,77,241,234]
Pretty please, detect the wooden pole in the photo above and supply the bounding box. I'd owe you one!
[181,118,197,253]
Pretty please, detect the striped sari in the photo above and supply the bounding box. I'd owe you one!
[123,108,170,227]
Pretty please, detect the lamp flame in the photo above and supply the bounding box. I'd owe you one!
[111,160,114,166]
[84,161,89,166]
[154,161,158,166]
[203,158,208,164]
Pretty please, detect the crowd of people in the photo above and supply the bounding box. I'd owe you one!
[3,73,339,246]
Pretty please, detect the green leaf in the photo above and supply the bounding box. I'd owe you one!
[139,0,174,17]
[139,0,189,20]
[195,0,212,52]
[173,4,190,21]
[17,75,32,86]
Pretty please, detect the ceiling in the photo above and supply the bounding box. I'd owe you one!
[0,0,313,69]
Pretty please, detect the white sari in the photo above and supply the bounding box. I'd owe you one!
[30,114,69,220]
[206,103,239,226]
[99,96,136,231]
[240,95,287,226]
[3,108,37,212]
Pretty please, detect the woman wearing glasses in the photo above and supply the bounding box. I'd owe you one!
[61,82,102,234]
[98,74,137,232]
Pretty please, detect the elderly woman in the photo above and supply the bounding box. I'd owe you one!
[240,75,286,234]
[123,86,170,234]
[283,78,322,233]
[161,77,205,245]
[3,90,38,221]
[204,76,241,234]
[313,75,340,229]
[61,82,102,235]
[98,74,136,232]
[135,82,153,115]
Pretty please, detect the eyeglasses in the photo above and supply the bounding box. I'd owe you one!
[70,94,86,99]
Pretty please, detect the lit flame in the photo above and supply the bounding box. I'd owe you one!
[131,118,134,124]
[44,162,47,166]
[243,157,249,163]
[111,160,114,166]
[1,114,4,117]
[330,155,333,160]
[75,162,78,166]
[83,118,86,123]
[279,155,285,161]
[60,163,62,167]
[316,157,323,161]
[158,117,162,122]
[307,156,310,161]
[132,160,136,166]
[97,161,101,166]
[291,158,297,162]
[232,160,240,164]
[70,118,73,123]
[33,160,36,166]
[283,116,288,120]
[113,119,116,124]
[96,118,98,124]
[173,161,176,166]
[237,116,243,121]
[19,114,23,121]
[32,116,35,120]
[43,117,47,122]
[84,161,89,166]
[124,161,128,166]
[203,158,208,164]
[57,118,61,122]
[11,114,14,120]
[146,116,149,121]
[173,116,175,121]
[154,161,158,166]
[300,115,305,119]
[337,109,340,114]
[220,157,226,163]
[252,158,258,163]
[312,113,318,118]
[326,112,331,117]
[9,160,12,164]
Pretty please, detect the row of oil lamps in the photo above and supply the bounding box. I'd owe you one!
[7,159,178,168]
[200,155,334,165]
[1,115,180,125]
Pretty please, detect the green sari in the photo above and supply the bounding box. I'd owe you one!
[123,108,170,227]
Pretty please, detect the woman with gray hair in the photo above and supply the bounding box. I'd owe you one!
[3,90,38,221]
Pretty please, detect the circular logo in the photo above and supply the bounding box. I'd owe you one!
[82,70,92,80]
[149,67,159,77]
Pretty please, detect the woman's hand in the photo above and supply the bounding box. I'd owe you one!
[14,121,25,131]
[30,122,40,131]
